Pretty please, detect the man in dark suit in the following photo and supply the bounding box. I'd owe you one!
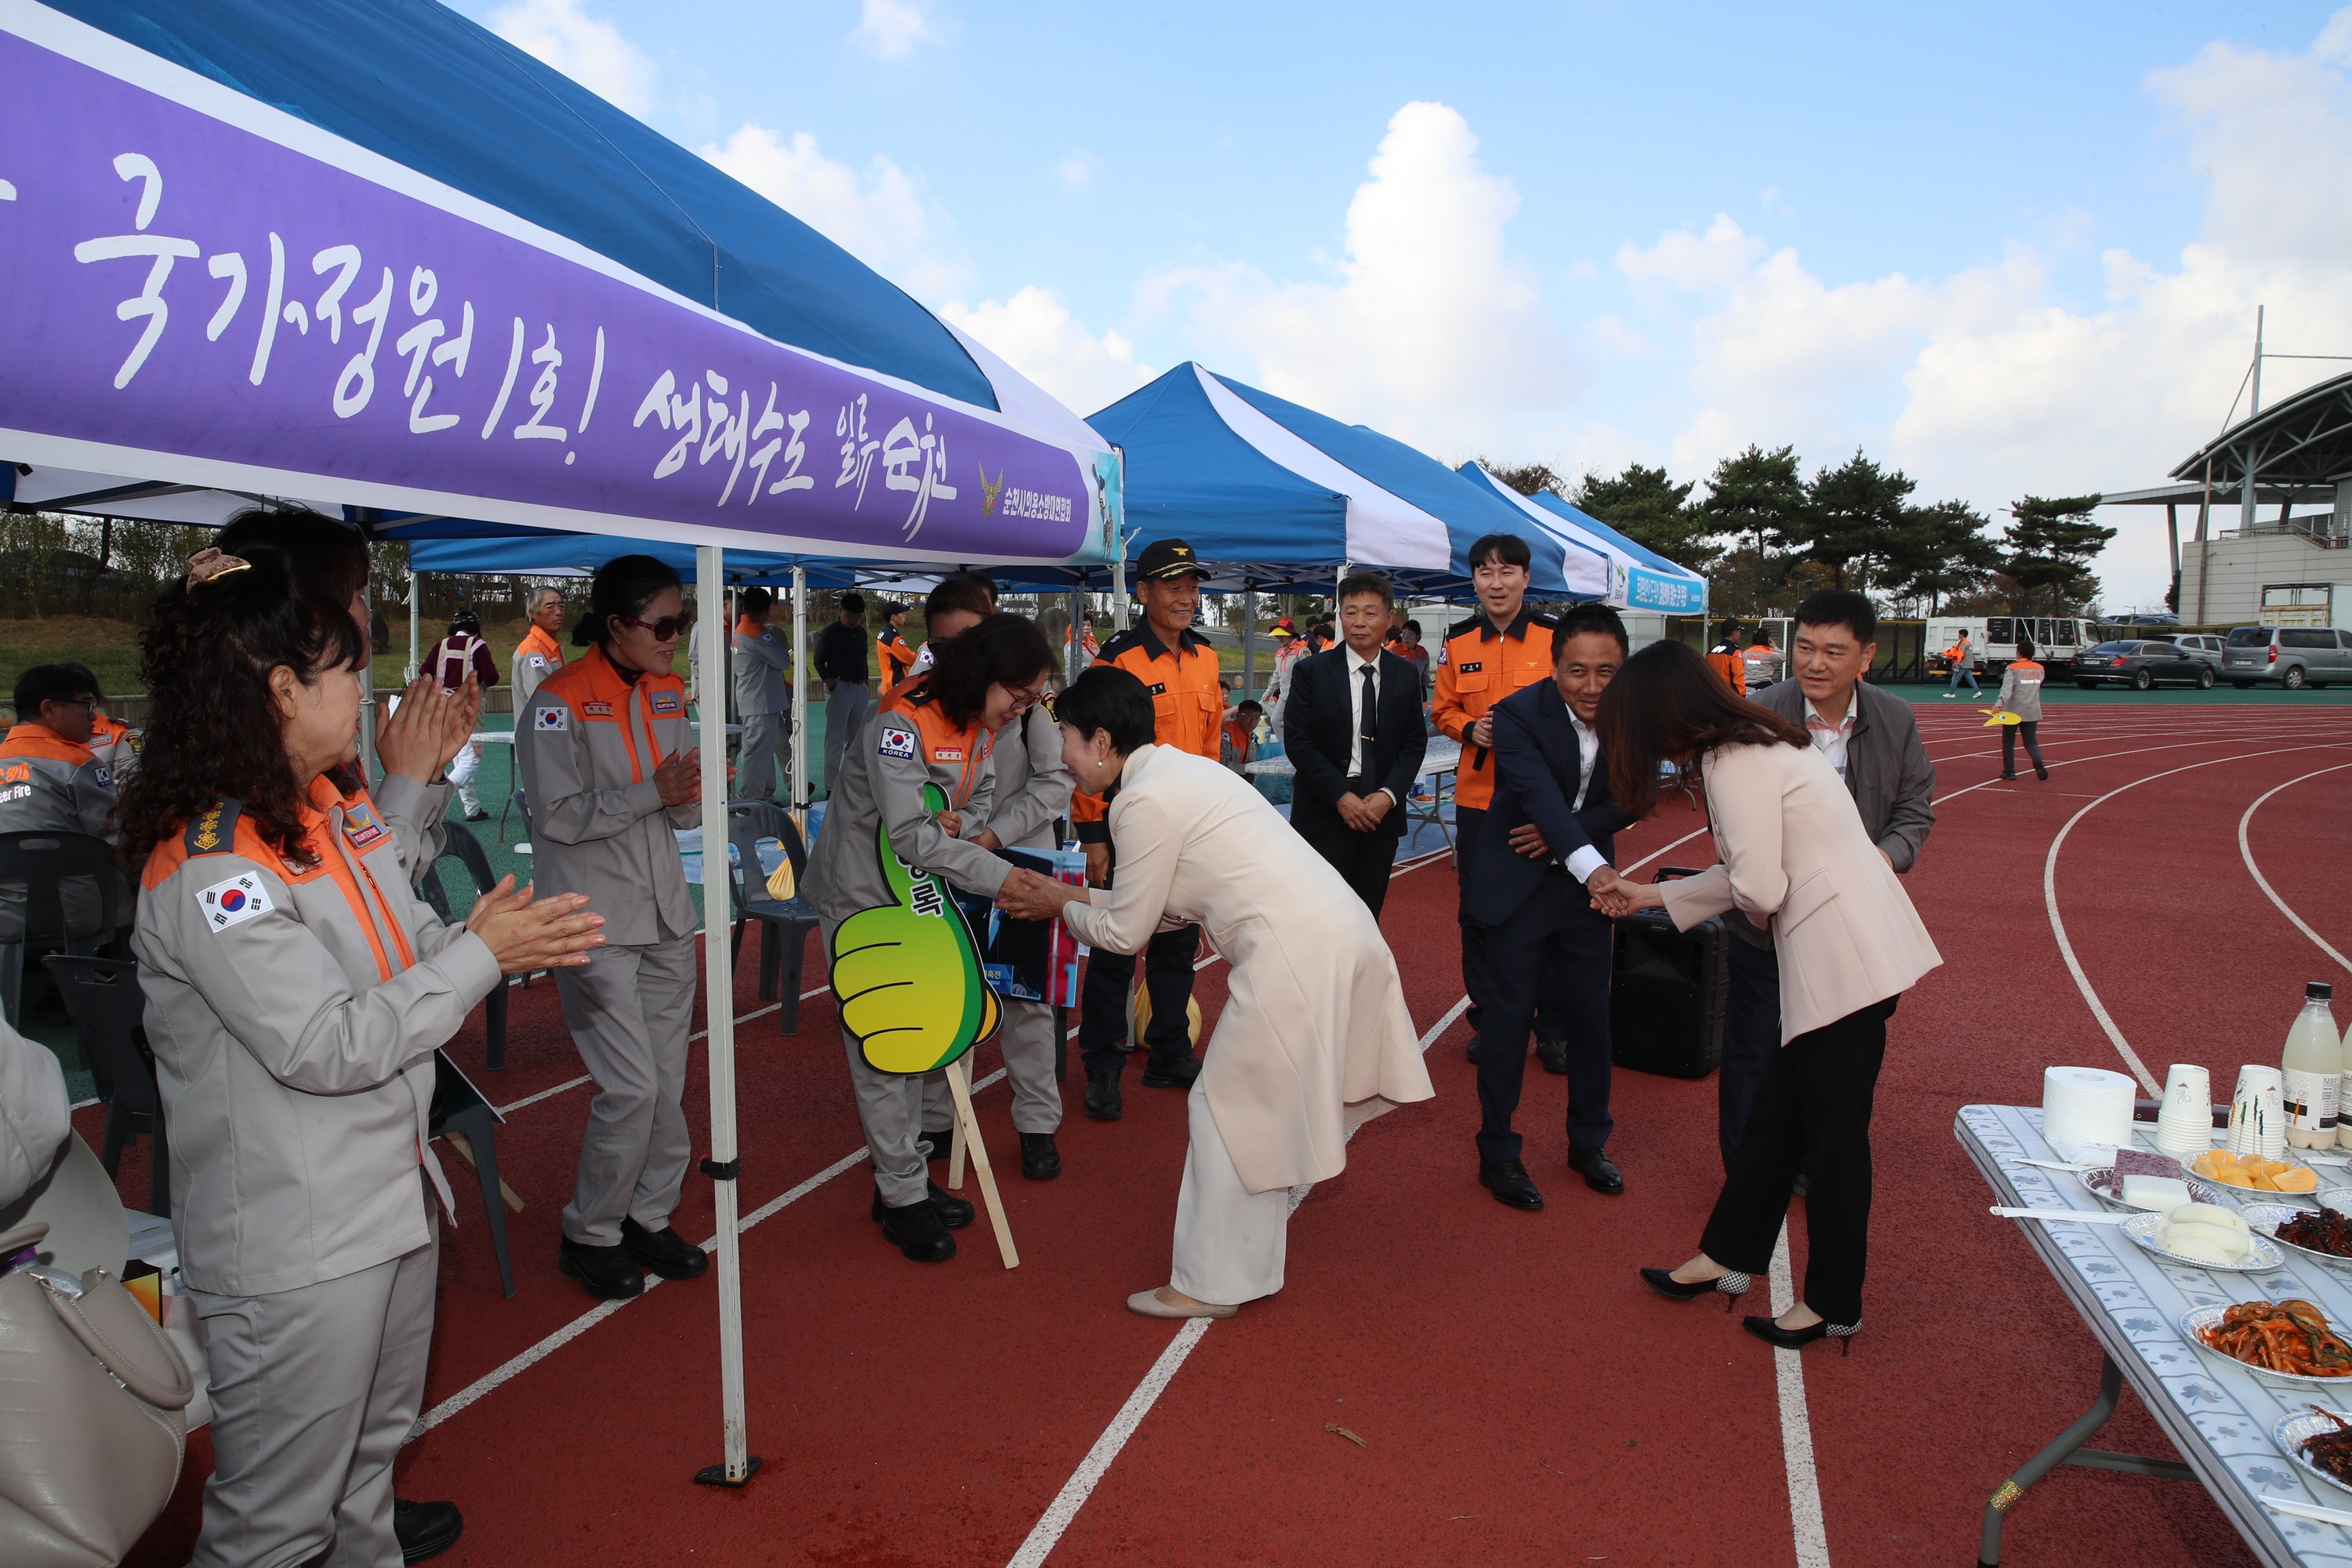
[1283,572,1428,916]
[1466,603,1636,1210]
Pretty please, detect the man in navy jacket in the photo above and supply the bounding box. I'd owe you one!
[1282,572,1428,916]
[1465,604,1636,1210]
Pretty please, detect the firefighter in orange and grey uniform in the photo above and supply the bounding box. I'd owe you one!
[517,555,712,1302]
[0,663,129,972]
[1429,533,1576,1070]
[1072,538,1220,1122]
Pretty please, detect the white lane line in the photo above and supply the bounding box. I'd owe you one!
[1003,994,1468,1568]
[2044,743,2350,1094]
[2238,764,2352,977]
[414,1064,1008,1439]
[1768,1227,1831,1568]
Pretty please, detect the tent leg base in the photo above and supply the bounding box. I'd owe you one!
[693,1456,764,1489]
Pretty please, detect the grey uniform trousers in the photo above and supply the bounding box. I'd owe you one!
[822,681,870,800]
[737,711,788,802]
[189,1207,437,1568]
[916,996,1062,1142]
[555,935,699,1246]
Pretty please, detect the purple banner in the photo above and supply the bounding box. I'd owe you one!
[0,27,1114,563]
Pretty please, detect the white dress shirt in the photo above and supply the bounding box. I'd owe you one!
[1344,644,1388,797]
[1805,696,1857,779]
[1560,708,1607,884]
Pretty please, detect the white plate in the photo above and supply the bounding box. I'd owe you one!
[2244,1204,2352,1271]
[2123,1212,2285,1272]
[2183,1305,2352,1388]
[2082,1167,2232,1212]
[2320,1187,2352,1218]
[2185,1160,2326,1204]
[2274,1409,2352,1498]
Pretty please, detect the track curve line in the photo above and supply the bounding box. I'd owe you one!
[2238,763,2352,978]
[2044,743,2352,1094]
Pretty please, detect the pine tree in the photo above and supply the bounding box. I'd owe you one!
[2004,494,2112,616]
[1698,445,1807,612]
[1886,499,1999,615]
[1802,450,1916,592]
[1569,464,1720,573]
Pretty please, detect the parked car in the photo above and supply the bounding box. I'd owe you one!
[2072,640,2216,690]
[2169,633,2227,670]
[2221,626,2352,689]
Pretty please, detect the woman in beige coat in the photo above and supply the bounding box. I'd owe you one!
[996,666,1434,1319]
[1593,642,1939,1353]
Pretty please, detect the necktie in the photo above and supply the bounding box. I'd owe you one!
[1358,664,1379,777]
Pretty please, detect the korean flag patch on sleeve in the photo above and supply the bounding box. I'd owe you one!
[877,727,918,760]
[534,706,569,732]
[197,872,273,931]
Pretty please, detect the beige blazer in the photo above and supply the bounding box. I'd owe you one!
[1660,742,1941,1044]
[1062,745,1434,1192]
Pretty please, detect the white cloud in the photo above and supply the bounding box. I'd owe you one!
[939,288,1153,416]
[1053,152,1101,191]
[489,0,657,115]
[1607,10,2352,607]
[701,123,965,297]
[1147,100,1577,460]
[850,0,945,60]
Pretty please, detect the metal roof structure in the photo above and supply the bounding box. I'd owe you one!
[2169,369,2352,490]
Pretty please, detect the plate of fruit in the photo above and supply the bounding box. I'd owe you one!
[2190,1147,2321,1197]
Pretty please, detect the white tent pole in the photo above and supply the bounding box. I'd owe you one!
[1110,524,1130,633]
[692,544,756,1488]
[407,570,421,683]
[789,565,809,807]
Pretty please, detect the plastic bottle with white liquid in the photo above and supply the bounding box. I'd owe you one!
[2339,1007,2352,1150]
[2284,980,2340,1149]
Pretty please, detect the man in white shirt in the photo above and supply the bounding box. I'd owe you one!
[1279,573,1427,915]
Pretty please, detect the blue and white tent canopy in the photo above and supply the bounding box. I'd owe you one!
[1088,364,1575,594]
[0,0,1116,570]
[1458,463,1708,615]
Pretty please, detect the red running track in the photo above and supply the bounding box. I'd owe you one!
[101,701,2352,1566]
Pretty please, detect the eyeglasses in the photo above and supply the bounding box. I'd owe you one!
[49,697,98,713]
[618,613,695,640]
[1004,680,1051,713]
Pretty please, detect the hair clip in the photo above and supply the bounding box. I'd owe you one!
[186,547,252,588]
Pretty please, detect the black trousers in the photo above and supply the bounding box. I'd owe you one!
[1472,873,1613,1163]
[1454,806,1572,1044]
[1297,790,1401,918]
[2002,720,2045,774]
[1698,996,1896,1327]
[1078,923,1200,1077]
[1717,935,1781,1171]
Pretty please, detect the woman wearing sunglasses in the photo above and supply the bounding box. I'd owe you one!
[517,554,712,1301]
[804,612,1061,1264]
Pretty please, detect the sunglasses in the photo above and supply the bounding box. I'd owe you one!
[617,612,695,641]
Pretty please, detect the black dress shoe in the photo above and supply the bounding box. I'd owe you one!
[394,1498,463,1564]
[1140,1052,1201,1089]
[920,1127,956,1161]
[621,1218,709,1279]
[1019,1131,1061,1180]
[1569,1145,1624,1196]
[1999,771,2018,781]
[2034,759,2049,781]
[1084,1065,1123,1121]
[557,1236,644,1300]
[1534,1036,1568,1075]
[1743,1315,1859,1356]
[1479,1158,1544,1210]
[1639,1265,1752,1312]
[873,1192,956,1262]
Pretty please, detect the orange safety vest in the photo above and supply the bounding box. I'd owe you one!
[1431,609,1556,811]
[1070,623,1222,840]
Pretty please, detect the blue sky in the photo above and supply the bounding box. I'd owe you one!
[456,0,2352,608]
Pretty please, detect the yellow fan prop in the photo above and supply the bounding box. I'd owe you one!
[1977,709,2022,727]
[1130,983,1204,1050]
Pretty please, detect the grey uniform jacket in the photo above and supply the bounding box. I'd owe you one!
[965,706,1071,855]
[805,687,1011,927]
[1997,662,2045,721]
[133,787,501,1296]
[516,645,699,949]
[0,727,123,939]
[733,623,793,717]
[1737,677,1936,946]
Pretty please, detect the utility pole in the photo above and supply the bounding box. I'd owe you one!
[2240,306,2264,538]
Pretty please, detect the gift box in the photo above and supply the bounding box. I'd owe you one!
[982,847,1086,1007]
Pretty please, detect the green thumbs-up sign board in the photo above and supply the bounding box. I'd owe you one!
[830,782,1004,1076]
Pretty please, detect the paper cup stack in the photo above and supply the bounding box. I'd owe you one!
[2042,1065,2139,1150]
[2230,1065,2288,1162]
[2157,1064,2215,1160]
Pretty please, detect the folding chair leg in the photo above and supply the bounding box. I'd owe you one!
[485,982,509,1072]
[448,1105,516,1299]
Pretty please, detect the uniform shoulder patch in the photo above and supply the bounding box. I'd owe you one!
[184,799,241,855]
[533,706,570,732]
[1097,630,1144,661]
[878,727,918,760]
[195,869,272,931]
[525,653,547,668]
[91,765,112,789]
[650,691,682,714]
